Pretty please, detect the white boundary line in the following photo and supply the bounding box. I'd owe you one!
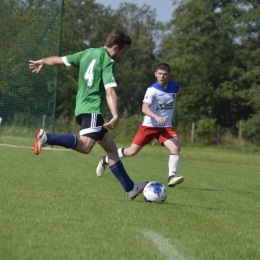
[0,143,71,151]
[142,229,187,260]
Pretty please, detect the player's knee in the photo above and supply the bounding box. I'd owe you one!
[81,146,93,154]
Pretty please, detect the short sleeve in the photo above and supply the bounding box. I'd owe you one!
[63,51,86,67]
[143,87,154,104]
[102,61,117,89]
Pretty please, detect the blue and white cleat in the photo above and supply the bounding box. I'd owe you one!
[127,180,148,200]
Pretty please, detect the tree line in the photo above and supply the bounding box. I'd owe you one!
[1,0,259,144]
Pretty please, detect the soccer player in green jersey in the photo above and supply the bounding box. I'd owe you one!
[29,30,147,200]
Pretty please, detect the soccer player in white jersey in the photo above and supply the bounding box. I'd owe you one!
[29,30,147,200]
[96,62,184,187]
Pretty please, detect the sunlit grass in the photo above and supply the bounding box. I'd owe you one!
[0,145,259,260]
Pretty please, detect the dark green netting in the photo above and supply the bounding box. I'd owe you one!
[0,0,64,146]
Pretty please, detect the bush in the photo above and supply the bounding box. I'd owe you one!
[243,114,260,145]
[109,114,143,142]
[52,114,259,147]
[196,118,217,144]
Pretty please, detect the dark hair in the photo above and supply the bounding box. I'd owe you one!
[104,30,132,50]
[155,63,171,73]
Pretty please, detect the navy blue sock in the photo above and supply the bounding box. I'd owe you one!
[46,133,78,149]
[109,160,134,192]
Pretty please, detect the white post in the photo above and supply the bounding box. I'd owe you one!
[239,120,242,140]
[217,125,220,144]
[191,122,195,143]
[0,117,2,140]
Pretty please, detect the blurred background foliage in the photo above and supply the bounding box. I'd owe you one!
[1,0,259,146]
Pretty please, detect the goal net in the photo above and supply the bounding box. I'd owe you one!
[0,0,64,147]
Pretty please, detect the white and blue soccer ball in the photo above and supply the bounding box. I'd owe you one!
[143,181,167,203]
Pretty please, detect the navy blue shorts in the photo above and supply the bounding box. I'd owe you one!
[75,113,108,141]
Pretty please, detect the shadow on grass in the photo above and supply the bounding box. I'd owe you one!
[178,186,254,194]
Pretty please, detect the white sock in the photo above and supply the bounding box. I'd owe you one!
[168,154,180,177]
[105,148,125,164]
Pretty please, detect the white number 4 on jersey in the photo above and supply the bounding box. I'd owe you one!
[84,59,96,87]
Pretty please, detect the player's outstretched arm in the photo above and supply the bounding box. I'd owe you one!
[29,56,64,73]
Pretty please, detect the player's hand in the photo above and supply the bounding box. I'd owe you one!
[103,117,118,129]
[29,60,44,73]
[155,116,167,125]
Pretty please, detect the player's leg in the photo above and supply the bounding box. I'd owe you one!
[99,132,147,199]
[163,138,184,187]
[123,143,143,156]
[106,143,143,162]
[33,113,99,155]
[34,128,96,155]
[158,128,184,187]
[34,128,79,155]
[96,143,143,177]
[98,131,121,166]
[96,126,153,177]
[163,138,180,174]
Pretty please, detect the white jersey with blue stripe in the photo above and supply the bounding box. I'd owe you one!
[142,80,179,127]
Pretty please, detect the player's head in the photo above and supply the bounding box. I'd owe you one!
[104,30,132,61]
[155,63,171,73]
[155,63,171,87]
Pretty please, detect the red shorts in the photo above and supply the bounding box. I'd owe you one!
[132,126,178,146]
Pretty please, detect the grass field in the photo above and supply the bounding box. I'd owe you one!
[0,143,260,260]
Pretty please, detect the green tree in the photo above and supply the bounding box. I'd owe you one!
[111,3,160,116]
[160,0,260,142]
[160,0,237,126]
[224,1,260,143]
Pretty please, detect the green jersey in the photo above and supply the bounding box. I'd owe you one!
[62,47,117,117]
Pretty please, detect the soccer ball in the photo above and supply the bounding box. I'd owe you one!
[143,181,167,203]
